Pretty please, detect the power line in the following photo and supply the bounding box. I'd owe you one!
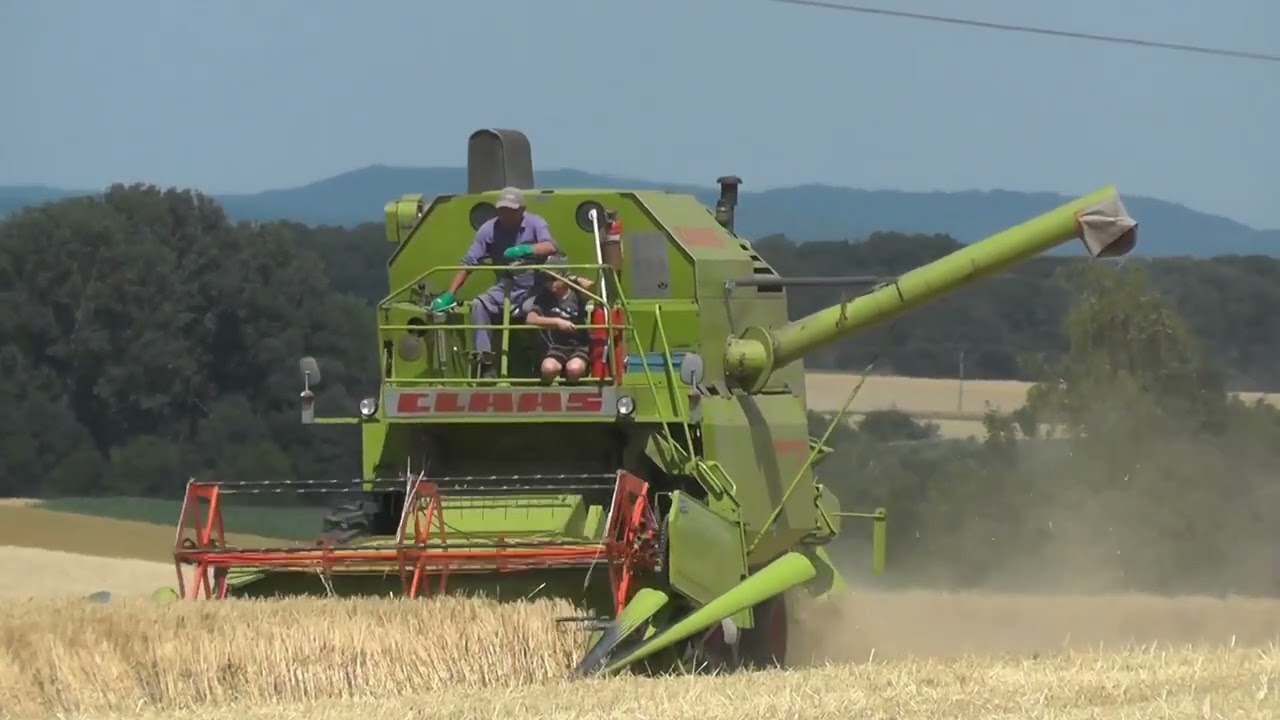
[769,0,1280,64]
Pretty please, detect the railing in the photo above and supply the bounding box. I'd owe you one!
[377,261,630,386]
[374,260,698,427]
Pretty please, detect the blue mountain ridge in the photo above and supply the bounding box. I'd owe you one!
[2,166,1275,257]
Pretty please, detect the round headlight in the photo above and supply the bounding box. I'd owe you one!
[616,395,636,417]
[358,397,378,418]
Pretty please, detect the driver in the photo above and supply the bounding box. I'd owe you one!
[429,187,560,378]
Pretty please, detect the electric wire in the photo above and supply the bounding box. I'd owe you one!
[769,0,1280,64]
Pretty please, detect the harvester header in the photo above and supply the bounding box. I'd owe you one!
[170,128,1138,678]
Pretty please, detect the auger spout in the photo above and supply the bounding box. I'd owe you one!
[723,185,1138,391]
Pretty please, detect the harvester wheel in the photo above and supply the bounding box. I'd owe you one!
[739,591,789,669]
[320,497,379,544]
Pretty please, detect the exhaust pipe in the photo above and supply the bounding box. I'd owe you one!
[714,175,742,233]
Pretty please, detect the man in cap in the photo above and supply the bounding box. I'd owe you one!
[430,186,560,378]
[522,254,596,385]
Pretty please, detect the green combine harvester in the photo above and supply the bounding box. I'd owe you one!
[171,128,1138,675]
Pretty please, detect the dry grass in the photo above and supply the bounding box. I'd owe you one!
[3,590,1279,719]
[90,649,1280,720]
[0,595,584,718]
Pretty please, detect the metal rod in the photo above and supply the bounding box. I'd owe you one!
[199,474,618,496]
[197,473,616,488]
[177,538,614,554]
[725,275,892,288]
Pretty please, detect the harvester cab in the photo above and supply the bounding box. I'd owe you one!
[171,128,1139,677]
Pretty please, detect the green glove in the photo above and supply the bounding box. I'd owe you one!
[429,291,456,312]
[503,244,534,260]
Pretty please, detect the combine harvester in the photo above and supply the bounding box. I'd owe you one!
[169,129,1137,675]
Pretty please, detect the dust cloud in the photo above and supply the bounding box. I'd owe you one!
[788,589,1280,665]
[791,394,1280,665]
[786,480,1280,666]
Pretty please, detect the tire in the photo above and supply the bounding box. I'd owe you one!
[738,591,789,669]
[320,497,378,544]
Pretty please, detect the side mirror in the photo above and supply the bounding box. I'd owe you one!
[299,357,320,424]
[678,352,704,386]
[300,356,321,387]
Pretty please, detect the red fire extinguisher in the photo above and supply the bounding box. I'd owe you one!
[591,212,626,382]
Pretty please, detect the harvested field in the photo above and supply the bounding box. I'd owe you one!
[0,546,175,600]
[3,591,1278,719]
[805,373,1033,416]
[804,372,1280,417]
[0,501,310,564]
[0,505,196,564]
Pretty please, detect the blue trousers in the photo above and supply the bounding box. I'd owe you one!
[469,284,530,355]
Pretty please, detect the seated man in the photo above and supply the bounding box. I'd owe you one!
[522,256,597,384]
[429,186,559,378]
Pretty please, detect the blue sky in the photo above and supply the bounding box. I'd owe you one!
[1,0,1276,228]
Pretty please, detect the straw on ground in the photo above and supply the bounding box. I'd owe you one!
[2,593,1279,719]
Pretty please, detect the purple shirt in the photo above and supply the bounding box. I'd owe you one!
[462,212,557,291]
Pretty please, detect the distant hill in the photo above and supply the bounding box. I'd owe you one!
[3,166,1276,257]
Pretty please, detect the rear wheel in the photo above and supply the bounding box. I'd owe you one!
[320,500,374,544]
[739,592,789,669]
[320,492,397,543]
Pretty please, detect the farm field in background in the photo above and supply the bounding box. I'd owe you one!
[0,498,315,566]
[805,373,1280,438]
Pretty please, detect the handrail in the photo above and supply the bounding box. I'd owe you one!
[652,304,696,460]
[380,260,650,389]
[649,434,731,502]
[696,458,739,502]
[610,283,684,446]
[381,262,615,309]
[380,323,623,331]
[384,376,617,386]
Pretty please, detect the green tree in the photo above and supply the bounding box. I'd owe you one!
[0,186,375,498]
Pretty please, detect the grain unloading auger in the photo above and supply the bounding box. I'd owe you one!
[169,129,1137,676]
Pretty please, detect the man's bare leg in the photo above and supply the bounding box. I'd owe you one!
[540,357,563,384]
[563,356,587,384]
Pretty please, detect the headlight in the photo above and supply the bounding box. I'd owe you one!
[616,395,636,417]
[358,397,378,418]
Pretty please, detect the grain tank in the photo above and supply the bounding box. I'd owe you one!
[170,129,1138,675]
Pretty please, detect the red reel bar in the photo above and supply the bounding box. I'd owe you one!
[172,471,660,609]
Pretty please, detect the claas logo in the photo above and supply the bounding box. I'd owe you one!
[394,390,606,414]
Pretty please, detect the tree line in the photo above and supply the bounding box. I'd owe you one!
[1,184,1276,595]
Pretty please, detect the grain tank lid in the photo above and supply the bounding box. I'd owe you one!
[1076,192,1138,258]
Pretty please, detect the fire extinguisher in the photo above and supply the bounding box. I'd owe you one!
[591,210,626,382]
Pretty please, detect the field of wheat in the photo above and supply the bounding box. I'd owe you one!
[803,373,1280,417]
[2,588,1278,719]
[803,372,1280,439]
